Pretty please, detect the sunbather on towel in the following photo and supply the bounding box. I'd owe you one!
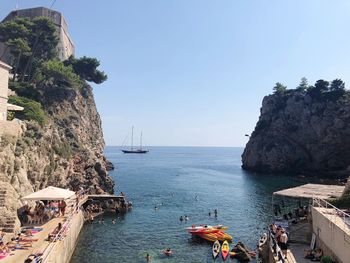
[0,241,10,254]
[47,223,62,241]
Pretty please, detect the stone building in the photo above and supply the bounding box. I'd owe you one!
[0,60,12,121]
[0,60,23,137]
[0,6,75,63]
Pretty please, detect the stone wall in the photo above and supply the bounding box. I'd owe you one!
[0,7,74,62]
[0,61,10,121]
[312,207,350,263]
[0,119,23,137]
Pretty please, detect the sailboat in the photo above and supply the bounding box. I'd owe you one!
[121,126,149,154]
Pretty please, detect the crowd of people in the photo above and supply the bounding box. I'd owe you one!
[269,223,289,259]
[18,200,68,225]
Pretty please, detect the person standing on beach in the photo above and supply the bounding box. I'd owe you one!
[279,229,288,259]
[59,200,67,217]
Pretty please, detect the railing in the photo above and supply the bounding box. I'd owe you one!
[268,230,286,263]
[39,199,82,263]
[312,197,350,221]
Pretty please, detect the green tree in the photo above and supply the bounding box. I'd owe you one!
[0,16,58,82]
[328,78,346,100]
[307,79,329,98]
[330,79,345,92]
[297,77,309,91]
[21,17,58,82]
[64,56,107,84]
[6,38,31,81]
[37,60,82,88]
[273,82,287,94]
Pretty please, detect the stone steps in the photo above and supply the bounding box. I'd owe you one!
[0,186,18,234]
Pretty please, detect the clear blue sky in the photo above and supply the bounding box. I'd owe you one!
[1,1,350,146]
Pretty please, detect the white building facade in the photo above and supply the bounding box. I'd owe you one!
[0,60,11,121]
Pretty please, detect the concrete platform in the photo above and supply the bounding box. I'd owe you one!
[2,217,63,263]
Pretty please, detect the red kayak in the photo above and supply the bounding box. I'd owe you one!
[221,240,229,261]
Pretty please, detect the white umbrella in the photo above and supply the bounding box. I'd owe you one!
[22,186,75,201]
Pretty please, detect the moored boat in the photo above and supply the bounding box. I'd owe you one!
[221,240,229,261]
[198,231,233,242]
[121,126,149,154]
[212,240,221,259]
[186,224,228,234]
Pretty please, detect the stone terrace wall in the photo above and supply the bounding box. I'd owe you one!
[0,119,23,137]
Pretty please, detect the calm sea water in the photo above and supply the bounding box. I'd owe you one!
[71,147,300,263]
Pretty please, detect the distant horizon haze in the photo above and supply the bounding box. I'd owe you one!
[1,1,350,147]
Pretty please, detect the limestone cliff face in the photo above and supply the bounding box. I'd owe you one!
[0,84,114,232]
[242,90,350,178]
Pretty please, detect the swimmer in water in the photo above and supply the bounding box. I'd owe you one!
[112,219,116,224]
[146,253,151,262]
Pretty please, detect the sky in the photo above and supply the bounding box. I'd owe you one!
[1,0,350,147]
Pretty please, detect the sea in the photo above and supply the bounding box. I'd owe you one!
[70,146,302,263]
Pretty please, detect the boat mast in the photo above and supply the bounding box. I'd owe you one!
[131,126,134,150]
[140,132,143,150]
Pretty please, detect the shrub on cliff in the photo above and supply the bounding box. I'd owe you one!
[64,56,107,84]
[8,96,46,125]
[273,82,287,94]
[9,81,41,101]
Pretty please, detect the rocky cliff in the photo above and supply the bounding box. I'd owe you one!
[242,89,350,178]
[0,84,114,232]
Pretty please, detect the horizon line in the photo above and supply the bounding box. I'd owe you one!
[105,145,245,148]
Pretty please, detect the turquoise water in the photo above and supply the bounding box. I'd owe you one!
[71,147,300,263]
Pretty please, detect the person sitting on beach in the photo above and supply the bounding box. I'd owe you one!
[313,248,323,261]
[305,248,323,261]
[48,223,62,241]
[0,241,10,254]
[24,229,33,237]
